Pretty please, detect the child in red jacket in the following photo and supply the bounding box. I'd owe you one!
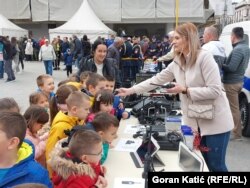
[49,130,107,188]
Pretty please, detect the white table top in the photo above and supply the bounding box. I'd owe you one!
[104,116,208,188]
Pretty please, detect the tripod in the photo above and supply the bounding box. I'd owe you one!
[142,125,154,188]
[141,97,166,188]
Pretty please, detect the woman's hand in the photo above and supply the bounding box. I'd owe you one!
[165,82,187,94]
[115,88,135,97]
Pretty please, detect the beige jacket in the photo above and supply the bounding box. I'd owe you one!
[132,50,233,136]
[157,47,174,62]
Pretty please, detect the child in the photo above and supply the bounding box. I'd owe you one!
[57,79,82,91]
[29,92,49,109]
[36,74,55,99]
[87,112,119,164]
[81,73,106,106]
[0,97,20,113]
[0,111,52,187]
[46,91,91,177]
[68,72,80,82]
[50,84,78,124]
[24,105,49,167]
[87,89,114,122]
[63,48,73,77]
[105,76,130,120]
[29,92,51,137]
[80,71,92,89]
[49,130,107,188]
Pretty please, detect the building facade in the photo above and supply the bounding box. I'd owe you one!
[216,0,250,27]
[0,0,213,40]
[234,0,250,22]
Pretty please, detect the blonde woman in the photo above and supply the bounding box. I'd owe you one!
[116,22,234,172]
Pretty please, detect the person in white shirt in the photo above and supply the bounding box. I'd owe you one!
[202,26,226,76]
[39,39,56,75]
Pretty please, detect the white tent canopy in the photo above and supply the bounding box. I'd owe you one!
[49,0,115,42]
[0,14,28,38]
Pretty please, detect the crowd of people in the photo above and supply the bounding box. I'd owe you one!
[0,30,175,84]
[0,22,249,187]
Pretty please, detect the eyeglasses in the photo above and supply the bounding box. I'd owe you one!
[84,149,103,157]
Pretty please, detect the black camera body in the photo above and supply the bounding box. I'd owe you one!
[153,131,183,151]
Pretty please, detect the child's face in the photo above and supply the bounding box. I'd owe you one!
[100,125,118,143]
[31,122,43,134]
[105,81,115,92]
[100,103,113,113]
[90,81,106,96]
[74,100,91,120]
[37,95,49,108]
[82,142,103,165]
[40,78,55,94]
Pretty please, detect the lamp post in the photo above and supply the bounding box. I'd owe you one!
[175,0,179,27]
[222,0,228,29]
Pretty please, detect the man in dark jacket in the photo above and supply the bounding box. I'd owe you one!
[222,27,250,140]
[107,37,123,69]
[72,35,83,69]
[3,38,16,82]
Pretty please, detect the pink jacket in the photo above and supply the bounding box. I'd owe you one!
[25,129,48,159]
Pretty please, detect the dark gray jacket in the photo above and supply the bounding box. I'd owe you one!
[107,44,120,68]
[222,40,250,84]
[78,57,121,88]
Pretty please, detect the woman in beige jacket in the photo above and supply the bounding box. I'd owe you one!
[117,23,234,172]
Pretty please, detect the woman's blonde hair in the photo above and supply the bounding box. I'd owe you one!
[174,22,201,67]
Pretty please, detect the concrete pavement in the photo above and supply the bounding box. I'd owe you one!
[0,61,249,171]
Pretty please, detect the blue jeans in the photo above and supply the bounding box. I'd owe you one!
[0,61,4,78]
[201,131,230,172]
[43,60,53,75]
[75,54,82,69]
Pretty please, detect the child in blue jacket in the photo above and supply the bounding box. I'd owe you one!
[105,75,130,120]
[64,48,74,77]
[0,111,52,188]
